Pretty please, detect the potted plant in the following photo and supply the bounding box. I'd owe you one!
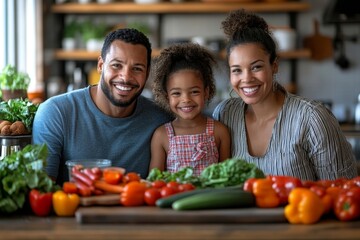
[127,21,155,47]
[0,64,30,101]
[62,20,78,50]
[81,21,108,51]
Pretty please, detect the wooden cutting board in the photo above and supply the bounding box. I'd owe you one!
[303,19,333,61]
[75,206,286,224]
[80,194,120,206]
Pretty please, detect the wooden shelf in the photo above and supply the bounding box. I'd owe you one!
[51,2,310,14]
[278,49,311,59]
[54,49,161,60]
[54,48,310,61]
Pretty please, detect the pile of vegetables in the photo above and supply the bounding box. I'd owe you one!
[0,98,39,135]
[244,175,360,223]
[0,144,59,214]
[146,158,265,188]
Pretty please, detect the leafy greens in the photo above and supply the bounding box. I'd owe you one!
[0,98,39,132]
[146,158,265,188]
[0,144,60,214]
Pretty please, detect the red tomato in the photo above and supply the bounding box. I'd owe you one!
[121,182,147,206]
[301,180,317,188]
[166,181,180,192]
[178,183,195,192]
[123,172,141,183]
[151,180,167,189]
[103,169,123,185]
[144,188,162,206]
[160,186,177,198]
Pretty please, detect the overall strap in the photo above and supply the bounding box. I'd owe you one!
[165,122,175,138]
[206,117,214,135]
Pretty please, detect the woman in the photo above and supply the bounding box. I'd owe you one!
[213,9,357,181]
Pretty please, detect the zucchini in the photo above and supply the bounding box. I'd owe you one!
[156,185,243,208]
[172,189,255,211]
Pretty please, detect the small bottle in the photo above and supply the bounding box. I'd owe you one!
[355,93,360,125]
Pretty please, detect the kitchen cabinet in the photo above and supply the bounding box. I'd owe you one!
[44,1,311,96]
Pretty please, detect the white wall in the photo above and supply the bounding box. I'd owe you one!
[298,0,360,122]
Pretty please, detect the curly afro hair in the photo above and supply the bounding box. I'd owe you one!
[221,9,277,64]
[151,43,217,113]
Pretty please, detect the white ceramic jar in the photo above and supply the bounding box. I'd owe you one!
[272,28,296,51]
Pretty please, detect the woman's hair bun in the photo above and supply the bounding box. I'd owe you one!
[221,9,270,39]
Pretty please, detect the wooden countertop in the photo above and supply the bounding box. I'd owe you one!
[1,215,360,240]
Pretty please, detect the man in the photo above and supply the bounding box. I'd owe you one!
[32,28,172,185]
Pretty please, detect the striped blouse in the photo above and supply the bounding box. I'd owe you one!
[212,92,358,181]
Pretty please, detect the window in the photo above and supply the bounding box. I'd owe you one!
[0,0,41,88]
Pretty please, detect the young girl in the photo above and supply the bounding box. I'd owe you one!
[149,43,231,176]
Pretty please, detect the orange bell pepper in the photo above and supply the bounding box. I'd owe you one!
[52,190,80,217]
[284,188,324,224]
[252,178,280,208]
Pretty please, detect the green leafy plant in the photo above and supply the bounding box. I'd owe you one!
[0,64,30,91]
[63,20,78,38]
[0,144,60,214]
[146,158,265,188]
[127,21,151,35]
[81,20,108,42]
[0,98,39,132]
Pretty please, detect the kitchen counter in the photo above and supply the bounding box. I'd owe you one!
[1,214,360,240]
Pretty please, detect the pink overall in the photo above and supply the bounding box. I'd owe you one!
[165,118,219,176]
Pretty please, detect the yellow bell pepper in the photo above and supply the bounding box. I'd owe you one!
[52,190,80,217]
[284,188,324,224]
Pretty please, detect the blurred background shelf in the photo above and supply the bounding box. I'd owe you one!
[54,48,311,61]
[51,2,310,14]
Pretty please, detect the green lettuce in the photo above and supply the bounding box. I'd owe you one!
[0,144,60,214]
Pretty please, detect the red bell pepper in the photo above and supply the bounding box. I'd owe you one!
[243,178,257,192]
[334,188,360,221]
[29,189,53,217]
[309,185,333,214]
[267,175,303,205]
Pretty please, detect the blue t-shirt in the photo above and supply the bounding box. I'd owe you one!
[32,86,172,185]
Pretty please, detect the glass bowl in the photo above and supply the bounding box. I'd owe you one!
[66,159,112,181]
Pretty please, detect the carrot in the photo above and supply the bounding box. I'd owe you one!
[94,180,124,194]
[63,181,78,194]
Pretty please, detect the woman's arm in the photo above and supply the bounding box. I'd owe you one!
[306,105,357,180]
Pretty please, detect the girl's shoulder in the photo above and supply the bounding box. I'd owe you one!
[212,118,230,133]
[152,123,169,139]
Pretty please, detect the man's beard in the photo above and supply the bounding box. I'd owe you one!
[100,74,143,107]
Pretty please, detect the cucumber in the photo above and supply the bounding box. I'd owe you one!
[172,189,255,211]
[156,185,243,208]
